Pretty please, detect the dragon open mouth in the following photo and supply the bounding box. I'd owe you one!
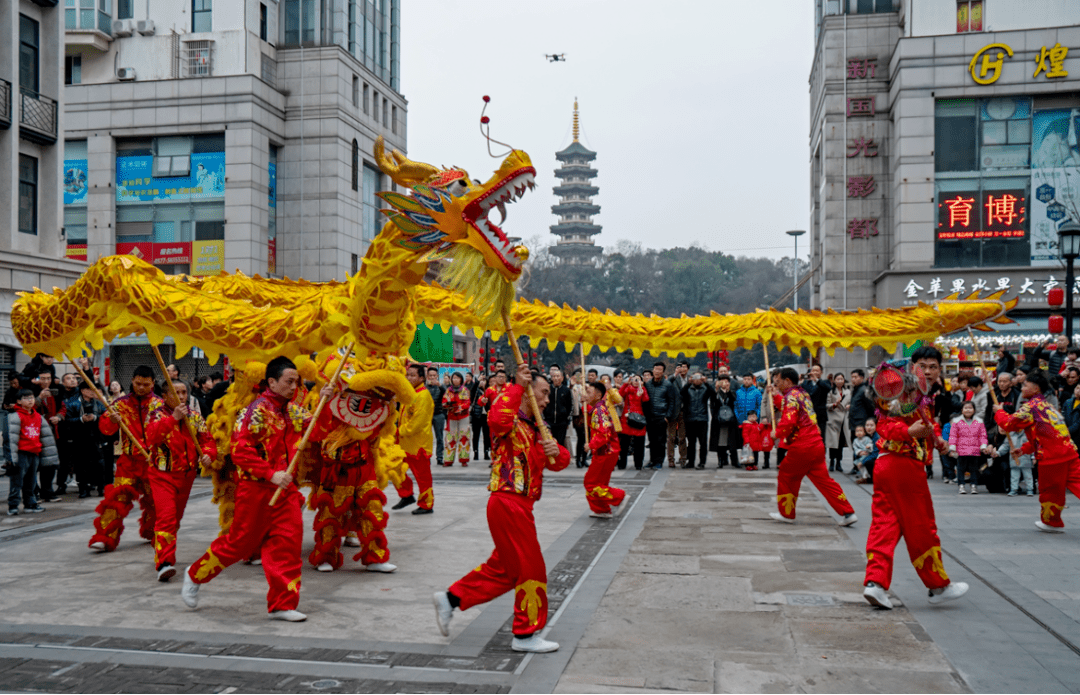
[464,166,536,272]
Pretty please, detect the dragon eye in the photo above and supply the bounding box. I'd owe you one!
[448,180,468,196]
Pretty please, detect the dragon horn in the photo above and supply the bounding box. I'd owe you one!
[374,136,441,187]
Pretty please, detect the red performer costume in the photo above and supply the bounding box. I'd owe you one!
[184,363,312,619]
[91,376,165,552]
[442,378,471,465]
[307,397,396,571]
[394,378,434,512]
[771,384,855,522]
[584,395,624,516]
[995,389,1080,531]
[145,401,217,579]
[434,368,570,653]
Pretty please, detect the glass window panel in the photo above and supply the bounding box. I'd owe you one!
[153,222,176,242]
[982,121,1006,145]
[1008,119,1030,144]
[857,0,873,12]
[936,113,978,172]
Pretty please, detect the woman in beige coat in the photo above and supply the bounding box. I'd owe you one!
[825,373,850,472]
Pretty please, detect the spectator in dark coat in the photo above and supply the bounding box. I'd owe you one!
[63,382,108,497]
[681,372,713,469]
[20,354,56,396]
[1031,336,1070,381]
[710,376,739,468]
[543,366,573,449]
[1064,383,1080,451]
[643,362,679,469]
[802,364,831,441]
[995,345,1016,377]
[848,369,874,438]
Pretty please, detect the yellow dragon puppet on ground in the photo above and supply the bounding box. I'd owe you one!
[12,130,1018,538]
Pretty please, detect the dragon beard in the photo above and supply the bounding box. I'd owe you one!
[437,245,517,322]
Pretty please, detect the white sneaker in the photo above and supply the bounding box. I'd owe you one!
[316,562,334,572]
[928,581,969,604]
[157,564,176,582]
[269,609,307,622]
[970,486,978,495]
[959,485,967,494]
[588,511,613,519]
[89,541,107,552]
[343,535,361,548]
[250,557,263,566]
[365,562,397,573]
[511,634,559,653]
[1036,521,1065,533]
[839,513,858,527]
[769,512,795,524]
[433,591,453,636]
[863,582,893,609]
[181,567,199,609]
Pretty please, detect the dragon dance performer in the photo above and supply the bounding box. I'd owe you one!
[182,357,327,622]
[306,372,398,574]
[89,365,164,553]
[144,379,217,582]
[433,364,570,653]
[392,363,435,514]
[583,380,625,519]
[994,370,1080,533]
[863,347,968,610]
[442,372,471,466]
[768,368,857,526]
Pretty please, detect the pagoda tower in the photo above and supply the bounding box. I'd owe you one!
[549,99,602,264]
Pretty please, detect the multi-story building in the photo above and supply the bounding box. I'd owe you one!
[810,0,1080,368]
[549,100,602,264]
[60,0,405,381]
[1,1,84,373]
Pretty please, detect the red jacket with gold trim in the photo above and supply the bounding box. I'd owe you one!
[587,401,620,456]
[99,392,166,462]
[231,391,311,482]
[774,386,823,454]
[995,394,1079,466]
[488,384,570,501]
[146,409,218,473]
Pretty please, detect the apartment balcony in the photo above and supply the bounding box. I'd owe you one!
[0,79,10,130]
[19,89,58,145]
[65,7,112,53]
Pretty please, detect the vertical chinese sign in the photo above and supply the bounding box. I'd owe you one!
[845,57,883,242]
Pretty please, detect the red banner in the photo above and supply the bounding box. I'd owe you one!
[116,241,192,265]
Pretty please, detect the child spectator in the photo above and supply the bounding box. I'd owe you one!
[997,429,1034,497]
[851,424,873,479]
[939,419,957,484]
[855,418,880,484]
[7,389,59,514]
[949,401,987,494]
[740,411,772,471]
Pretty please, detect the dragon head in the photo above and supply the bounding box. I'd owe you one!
[374,137,535,282]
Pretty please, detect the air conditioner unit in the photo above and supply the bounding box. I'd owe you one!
[116,67,137,81]
[137,19,155,36]
[112,19,133,37]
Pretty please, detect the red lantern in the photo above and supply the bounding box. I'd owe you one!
[1049,287,1065,307]
[707,357,714,370]
[1050,314,1065,334]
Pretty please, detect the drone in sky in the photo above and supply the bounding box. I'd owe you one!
[545,53,566,62]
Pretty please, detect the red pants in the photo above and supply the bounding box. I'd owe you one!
[89,455,156,551]
[146,466,197,570]
[775,442,854,519]
[450,492,549,636]
[1038,456,1080,528]
[395,450,433,509]
[309,463,390,569]
[584,451,625,514]
[865,453,951,591]
[188,479,304,613]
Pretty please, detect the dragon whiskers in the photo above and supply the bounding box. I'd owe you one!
[436,246,517,323]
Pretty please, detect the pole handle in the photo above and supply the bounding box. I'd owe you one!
[269,342,355,506]
[762,344,777,438]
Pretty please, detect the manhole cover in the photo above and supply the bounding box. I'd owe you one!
[785,593,835,606]
[309,680,341,690]
[683,511,712,519]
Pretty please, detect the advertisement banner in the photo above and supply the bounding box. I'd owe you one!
[65,244,87,261]
[63,159,88,206]
[116,152,225,203]
[115,241,154,262]
[152,243,191,265]
[1031,108,1080,266]
[191,240,224,276]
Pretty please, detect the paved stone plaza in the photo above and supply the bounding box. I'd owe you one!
[1,460,1079,693]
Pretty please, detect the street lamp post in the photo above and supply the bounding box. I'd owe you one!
[786,230,806,311]
[1059,222,1080,345]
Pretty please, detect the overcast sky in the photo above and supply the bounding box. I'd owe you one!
[400,0,815,262]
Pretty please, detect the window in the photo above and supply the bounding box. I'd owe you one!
[371,89,378,119]
[382,98,388,128]
[117,0,132,19]
[19,15,39,94]
[261,53,277,86]
[362,164,380,241]
[283,0,315,45]
[957,0,983,33]
[154,136,193,178]
[391,105,397,134]
[351,253,358,275]
[363,83,369,114]
[352,75,359,108]
[352,139,359,191]
[184,40,213,77]
[18,155,37,235]
[348,0,356,53]
[260,3,268,41]
[65,56,82,85]
[935,99,977,173]
[192,0,212,32]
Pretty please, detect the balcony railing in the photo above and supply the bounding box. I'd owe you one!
[19,89,58,144]
[0,79,10,130]
[65,8,112,35]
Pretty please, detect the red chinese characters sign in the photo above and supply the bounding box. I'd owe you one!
[116,241,193,265]
[936,190,1027,240]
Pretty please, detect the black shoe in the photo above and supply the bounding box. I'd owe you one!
[391,495,416,510]
[78,490,90,499]
[474,453,479,461]
[96,488,105,497]
[696,463,705,469]
[55,486,67,495]
[682,463,694,469]
[412,507,434,515]
[763,464,770,470]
